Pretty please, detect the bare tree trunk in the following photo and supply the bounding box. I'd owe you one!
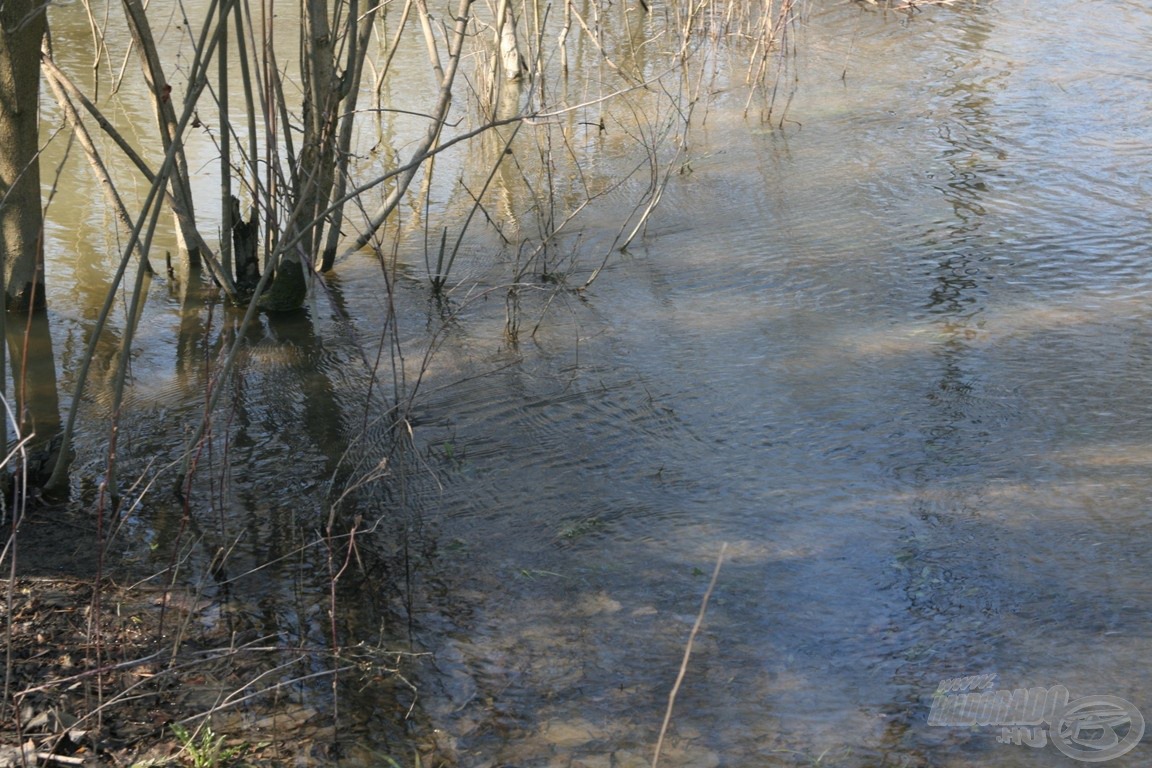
[0,0,47,312]
[497,0,524,81]
[266,0,378,303]
[260,0,340,310]
[297,0,338,261]
[319,2,378,272]
[0,0,47,496]
[6,310,63,487]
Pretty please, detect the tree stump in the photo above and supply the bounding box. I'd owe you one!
[230,196,260,295]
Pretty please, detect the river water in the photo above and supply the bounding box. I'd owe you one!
[32,0,1152,765]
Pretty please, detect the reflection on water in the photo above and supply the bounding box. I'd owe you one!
[25,0,1152,764]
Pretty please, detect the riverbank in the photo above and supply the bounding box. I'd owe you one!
[0,570,350,767]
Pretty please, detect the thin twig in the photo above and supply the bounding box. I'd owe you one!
[652,542,727,768]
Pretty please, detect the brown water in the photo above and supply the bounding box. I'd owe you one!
[29,0,1152,765]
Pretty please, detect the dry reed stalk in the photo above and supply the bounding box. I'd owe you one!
[652,543,727,768]
[860,0,971,7]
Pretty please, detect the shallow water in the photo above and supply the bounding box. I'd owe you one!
[31,0,1152,765]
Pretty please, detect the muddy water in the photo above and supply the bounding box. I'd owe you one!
[34,0,1152,765]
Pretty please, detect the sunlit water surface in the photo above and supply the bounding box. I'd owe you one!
[35,0,1152,765]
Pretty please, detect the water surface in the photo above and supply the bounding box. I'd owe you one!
[34,0,1152,765]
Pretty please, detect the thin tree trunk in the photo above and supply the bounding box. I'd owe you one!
[496,0,523,81]
[6,310,63,487]
[0,0,47,312]
[297,0,338,261]
[218,0,232,280]
[120,0,204,268]
[260,0,337,310]
[319,2,378,272]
